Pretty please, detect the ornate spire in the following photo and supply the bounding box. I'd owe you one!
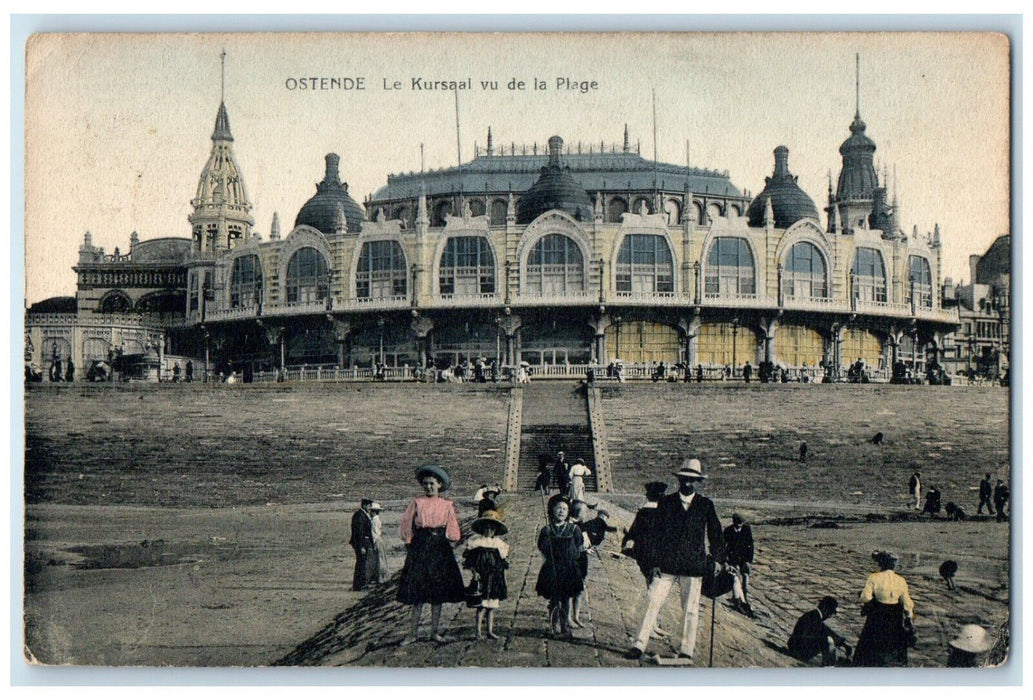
[271,212,280,239]
[623,123,630,153]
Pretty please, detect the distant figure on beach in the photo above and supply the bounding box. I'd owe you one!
[567,458,592,502]
[908,471,921,510]
[553,451,570,495]
[696,364,704,383]
[370,502,389,583]
[533,456,551,493]
[799,442,808,463]
[463,510,509,640]
[944,502,966,521]
[185,360,194,382]
[939,560,958,590]
[787,596,852,666]
[872,431,884,446]
[349,498,379,590]
[853,551,914,667]
[743,361,752,384]
[398,464,466,645]
[993,480,1009,522]
[922,486,942,517]
[65,358,75,382]
[172,363,181,383]
[947,624,993,667]
[477,487,501,517]
[977,473,995,515]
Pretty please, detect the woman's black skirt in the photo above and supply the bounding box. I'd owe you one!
[397,527,466,605]
[854,601,909,666]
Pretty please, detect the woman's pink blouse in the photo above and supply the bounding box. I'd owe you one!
[399,496,462,543]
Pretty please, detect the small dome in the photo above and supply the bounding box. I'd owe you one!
[516,136,593,224]
[746,146,819,228]
[295,153,365,234]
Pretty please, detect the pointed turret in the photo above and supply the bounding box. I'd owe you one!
[835,55,878,233]
[271,212,281,240]
[188,63,253,254]
[623,124,630,153]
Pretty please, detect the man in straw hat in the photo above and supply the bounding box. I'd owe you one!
[947,624,994,667]
[625,457,725,661]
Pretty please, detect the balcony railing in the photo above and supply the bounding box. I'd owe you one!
[349,295,411,309]
[435,292,501,307]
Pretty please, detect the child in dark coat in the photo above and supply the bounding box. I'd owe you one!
[536,494,586,638]
[463,510,510,640]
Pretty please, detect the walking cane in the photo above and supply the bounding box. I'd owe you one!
[709,592,716,667]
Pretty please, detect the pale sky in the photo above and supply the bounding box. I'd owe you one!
[23,32,1010,304]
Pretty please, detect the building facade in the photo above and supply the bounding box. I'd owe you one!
[27,94,960,381]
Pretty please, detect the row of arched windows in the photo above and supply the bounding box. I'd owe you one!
[226,236,934,309]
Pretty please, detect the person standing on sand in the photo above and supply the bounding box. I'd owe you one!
[553,451,570,495]
[567,458,592,502]
[536,494,586,639]
[909,471,922,511]
[853,551,915,667]
[723,513,755,618]
[370,502,390,583]
[349,498,379,590]
[397,464,466,644]
[625,458,724,661]
[993,480,1009,522]
[977,473,994,515]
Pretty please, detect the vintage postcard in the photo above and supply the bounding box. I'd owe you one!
[22,31,1011,672]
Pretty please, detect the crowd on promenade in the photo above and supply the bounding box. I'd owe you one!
[348,455,1007,667]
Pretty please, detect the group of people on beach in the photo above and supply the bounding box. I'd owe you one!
[349,457,1002,667]
[909,470,1010,522]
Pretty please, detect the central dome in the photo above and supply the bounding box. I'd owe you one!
[516,136,593,224]
[746,146,819,229]
[295,153,366,234]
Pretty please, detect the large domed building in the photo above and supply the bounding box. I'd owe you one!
[27,83,959,382]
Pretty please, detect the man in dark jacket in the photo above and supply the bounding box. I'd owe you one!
[349,498,379,590]
[994,480,1009,522]
[978,473,995,515]
[723,513,755,617]
[626,458,724,661]
[552,451,570,495]
[787,596,851,666]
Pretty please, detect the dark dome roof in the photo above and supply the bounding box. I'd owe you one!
[28,296,77,314]
[836,113,878,202]
[976,235,1010,283]
[295,153,365,234]
[746,146,820,229]
[516,136,594,224]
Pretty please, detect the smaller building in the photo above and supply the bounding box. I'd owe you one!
[940,234,1010,381]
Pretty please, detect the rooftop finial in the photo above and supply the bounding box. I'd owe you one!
[855,52,861,120]
[221,49,227,104]
[623,123,630,153]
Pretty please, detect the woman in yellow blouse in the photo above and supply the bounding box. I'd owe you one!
[853,551,915,666]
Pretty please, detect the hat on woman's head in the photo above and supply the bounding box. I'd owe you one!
[471,509,509,536]
[673,457,707,480]
[949,624,993,654]
[415,463,452,492]
[369,502,383,512]
[872,550,899,569]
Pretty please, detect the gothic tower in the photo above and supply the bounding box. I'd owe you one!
[188,54,253,254]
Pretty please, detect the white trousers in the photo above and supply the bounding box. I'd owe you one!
[633,573,703,657]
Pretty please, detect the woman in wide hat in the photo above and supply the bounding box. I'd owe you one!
[397,464,466,644]
[853,550,916,666]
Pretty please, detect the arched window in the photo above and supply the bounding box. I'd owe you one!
[356,240,407,300]
[705,237,755,296]
[440,236,495,296]
[908,255,933,308]
[616,234,674,294]
[607,198,628,223]
[230,254,263,308]
[489,199,508,226]
[852,247,887,303]
[285,247,329,304]
[99,290,133,314]
[525,234,585,295]
[783,241,828,299]
[663,199,681,226]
